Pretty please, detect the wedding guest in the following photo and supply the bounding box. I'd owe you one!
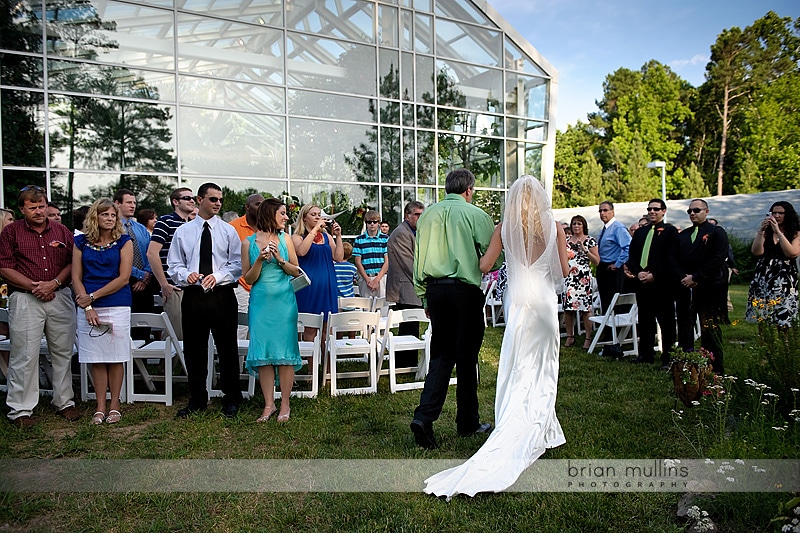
[73,199,133,424]
[596,201,631,349]
[46,202,62,224]
[334,242,358,298]
[292,204,343,341]
[380,221,390,235]
[229,194,264,340]
[562,215,599,349]
[0,208,14,231]
[72,206,90,235]
[242,199,302,423]
[136,208,157,234]
[746,201,800,327]
[0,185,78,427]
[353,210,389,298]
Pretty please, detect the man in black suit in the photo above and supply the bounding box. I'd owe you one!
[625,199,681,369]
[675,199,729,374]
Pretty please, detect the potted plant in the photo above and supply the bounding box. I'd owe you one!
[670,347,715,407]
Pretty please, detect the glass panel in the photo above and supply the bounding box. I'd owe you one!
[435,0,492,26]
[2,170,45,212]
[179,75,284,113]
[438,133,502,188]
[506,72,548,120]
[48,95,176,172]
[286,33,376,97]
[505,140,523,185]
[524,143,543,178]
[506,118,546,142]
[177,13,283,84]
[402,129,415,185]
[400,51,413,101]
[381,185,402,224]
[287,0,374,44]
[401,10,412,51]
[416,104,433,128]
[48,60,176,102]
[380,126,401,183]
[379,100,400,125]
[177,0,283,27]
[436,60,503,112]
[289,89,375,123]
[2,1,43,53]
[2,90,45,167]
[472,189,503,224]
[290,117,376,183]
[378,5,398,47]
[504,37,548,76]
[413,14,431,54]
[0,53,43,88]
[378,48,399,99]
[180,107,285,178]
[401,103,414,127]
[183,178,289,215]
[439,110,502,136]
[435,19,500,68]
[413,0,432,12]
[290,181,375,236]
[414,186,437,207]
[416,130,435,185]
[50,171,178,221]
[135,0,174,7]
[415,54,434,103]
[46,1,175,71]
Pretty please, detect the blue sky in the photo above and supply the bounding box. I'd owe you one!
[488,0,800,130]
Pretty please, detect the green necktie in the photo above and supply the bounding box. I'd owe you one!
[640,225,655,269]
[690,225,699,243]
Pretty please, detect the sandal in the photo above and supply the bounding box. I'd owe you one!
[583,337,593,350]
[277,409,290,423]
[106,410,121,424]
[91,412,105,425]
[564,336,575,347]
[256,406,277,423]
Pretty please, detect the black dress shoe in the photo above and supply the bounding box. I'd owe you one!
[221,404,239,419]
[176,403,206,418]
[410,419,438,449]
[458,422,493,437]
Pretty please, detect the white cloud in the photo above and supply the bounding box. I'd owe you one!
[670,53,709,69]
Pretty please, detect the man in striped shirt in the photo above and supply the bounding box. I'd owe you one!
[146,187,196,340]
[352,210,389,298]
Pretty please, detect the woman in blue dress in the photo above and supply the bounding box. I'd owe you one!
[72,199,133,425]
[243,199,303,423]
[292,204,343,341]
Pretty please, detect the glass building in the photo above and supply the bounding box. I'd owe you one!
[0,0,556,233]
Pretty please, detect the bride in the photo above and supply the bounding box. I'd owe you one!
[423,175,569,499]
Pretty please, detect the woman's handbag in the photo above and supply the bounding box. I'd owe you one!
[291,267,311,292]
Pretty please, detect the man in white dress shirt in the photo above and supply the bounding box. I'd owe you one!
[167,183,243,418]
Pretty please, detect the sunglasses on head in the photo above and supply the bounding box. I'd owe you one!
[21,185,45,193]
[687,208,704,214]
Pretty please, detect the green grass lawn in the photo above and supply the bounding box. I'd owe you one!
[0,284,794,532]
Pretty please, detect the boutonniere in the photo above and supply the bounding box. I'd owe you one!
[702,234,709,243]
[49,240,66,248]
[656,227,665,234]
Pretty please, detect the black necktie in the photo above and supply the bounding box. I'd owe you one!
[599,226,606,243]
[126,221,144,270]
[199,222,213,276]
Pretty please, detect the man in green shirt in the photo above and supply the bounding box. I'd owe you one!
[410,168,500,449]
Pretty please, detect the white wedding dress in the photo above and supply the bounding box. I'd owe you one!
[423,176,566,500]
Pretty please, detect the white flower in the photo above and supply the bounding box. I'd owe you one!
[783,525,792,532]
[701,510,708,517]
[691,400,700,406]
[705,458,715,464]
[773,426,787,431]
[726,477,735,482]
[664,459,676,468]
[790,388,799,392]
[735,459,745,465]
[687,505,701,519]
[794,506,800,516]
[793,518,799,525]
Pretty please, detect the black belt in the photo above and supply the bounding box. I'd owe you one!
[426,277,466,285]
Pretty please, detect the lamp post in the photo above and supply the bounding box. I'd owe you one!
[647,160,667,221]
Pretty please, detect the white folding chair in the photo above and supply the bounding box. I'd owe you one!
[485,280,504,327]
[127,312,186,406]
[587,293,639,356]
[378,309,433,392]
[275,312,324,399]
[80,338,142,403]
[338,296,373,311]
[482,279,496,327]
[323,310,380,396]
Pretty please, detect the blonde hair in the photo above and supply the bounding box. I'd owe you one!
[0,208,14,231]
[84,198,123,244]
[294,203,324,236]
[342,241,353,260]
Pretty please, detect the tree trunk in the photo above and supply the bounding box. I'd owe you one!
[716,84,730,196]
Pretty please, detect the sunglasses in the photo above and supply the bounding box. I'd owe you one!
[20,185,45,192]
[366,220,380,224]
[178,196,195,202]
[686,208,704,214]
[205,197,223,203]
[646,207,663,212]
[598,208,611,213]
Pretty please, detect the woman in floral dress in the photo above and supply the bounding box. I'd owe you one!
[562,215,599,348]
[747,201,800,327]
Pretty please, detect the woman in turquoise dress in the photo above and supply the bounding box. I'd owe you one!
[242,199,303,423]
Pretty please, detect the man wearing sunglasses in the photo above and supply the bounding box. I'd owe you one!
[146,187,195,340]
[353,210,389,299]
[596,201,632,351]
[625,199,680,369]
[675,199,729,374]
[168,183,243,418]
